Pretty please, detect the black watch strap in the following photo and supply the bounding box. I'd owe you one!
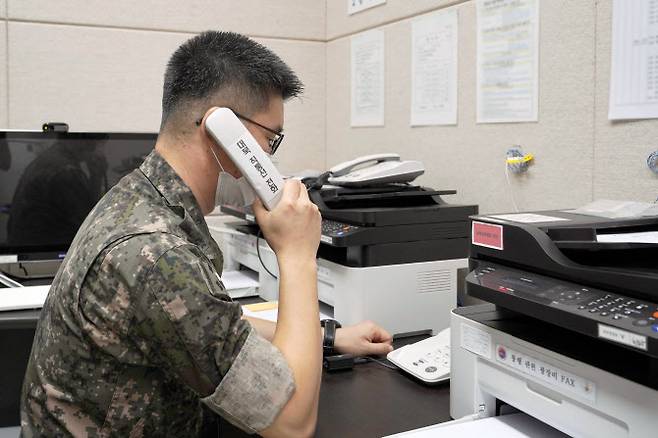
[321,319,341,356]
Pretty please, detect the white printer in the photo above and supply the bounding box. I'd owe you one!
[447,210,658,437]
[450,305,658,437]
[209,183,478,336]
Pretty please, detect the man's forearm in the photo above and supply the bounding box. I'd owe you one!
[262,257,322,437]
[245,316,326,344]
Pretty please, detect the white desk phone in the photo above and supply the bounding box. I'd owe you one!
[387,328,451,384]
[326,153,424,187]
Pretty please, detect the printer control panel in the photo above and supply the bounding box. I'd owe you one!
[468,263,658,356]
[321,220,361,245]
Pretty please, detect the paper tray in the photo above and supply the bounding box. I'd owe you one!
[384,412,569,437]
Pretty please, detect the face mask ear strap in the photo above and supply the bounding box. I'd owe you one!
[209,145,226,173]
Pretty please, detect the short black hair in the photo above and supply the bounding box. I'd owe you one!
[160,31,303,131]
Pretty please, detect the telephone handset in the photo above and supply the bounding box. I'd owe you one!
[205,108,284,210]
[329,153,402,177]
[327,153,425,187]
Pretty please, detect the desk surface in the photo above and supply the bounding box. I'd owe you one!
[220,336,452,438]
[1,308,452,437]
[317,345,452,437]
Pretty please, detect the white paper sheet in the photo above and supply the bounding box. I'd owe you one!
[609,0,658,120]
[0,285,50,312]
[476,0,540,123]
[351,30,385,127]
[385,412,569,438]
[221,270,259,290]
[597,231,658,244]
[488,213,570,223]
[569,199,655,219]
[411,9,458,126]
[221,270,259,298]
[348,0,386,15]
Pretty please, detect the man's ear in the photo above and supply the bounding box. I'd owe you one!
[199,106,220,131]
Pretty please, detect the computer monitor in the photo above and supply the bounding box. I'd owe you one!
[0,131,157,262]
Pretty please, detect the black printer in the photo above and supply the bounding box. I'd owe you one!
[222,184,478,267]
[464,210,658,388]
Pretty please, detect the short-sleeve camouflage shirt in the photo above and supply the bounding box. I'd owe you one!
[20,150,294,437]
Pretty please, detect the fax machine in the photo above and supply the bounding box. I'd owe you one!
[450,210,658,437]
[212,184,478,337]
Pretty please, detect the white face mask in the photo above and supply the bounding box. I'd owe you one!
[216,172,257,208]
[209,145,257,208]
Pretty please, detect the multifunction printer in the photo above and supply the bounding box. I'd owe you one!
[214,185,478,336]
[450,210,658,437]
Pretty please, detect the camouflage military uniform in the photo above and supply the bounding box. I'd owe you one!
[20,150,295,437]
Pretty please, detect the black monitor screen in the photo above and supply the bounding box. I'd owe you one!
[0,131,156,260]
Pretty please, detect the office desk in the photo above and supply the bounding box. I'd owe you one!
[1,312,452,437]
[0,310,39,428]
[220,335,452,438]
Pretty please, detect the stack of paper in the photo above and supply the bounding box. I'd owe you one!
[221,270,259,298]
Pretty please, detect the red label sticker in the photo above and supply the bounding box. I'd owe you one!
[472,221,504,250]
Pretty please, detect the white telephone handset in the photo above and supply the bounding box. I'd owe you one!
[205,108,284,210]
[328,153,424,187]
[329,153,402,177]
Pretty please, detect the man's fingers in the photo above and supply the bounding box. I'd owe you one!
[252,198,267,224]
[370,326,393,344]
[281,179,301,203]
[364,341,394,356]
[298,182,311,202]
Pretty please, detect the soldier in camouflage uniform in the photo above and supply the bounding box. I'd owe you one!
[21,31,393,437]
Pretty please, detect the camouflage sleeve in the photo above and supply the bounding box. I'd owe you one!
[134,242,295,433]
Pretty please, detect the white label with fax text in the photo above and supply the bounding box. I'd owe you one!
[496,344,596,402]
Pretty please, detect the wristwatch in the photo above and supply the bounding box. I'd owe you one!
[320,319,342,356]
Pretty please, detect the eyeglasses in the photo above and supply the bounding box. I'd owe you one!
[196,111,284,155]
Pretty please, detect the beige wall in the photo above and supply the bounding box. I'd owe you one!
[1,0,327,172]
[327,0,465,40]
[9,1,325,41]
[325,0,658,214]
[594,0,658,203]
[3,1,657,210]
